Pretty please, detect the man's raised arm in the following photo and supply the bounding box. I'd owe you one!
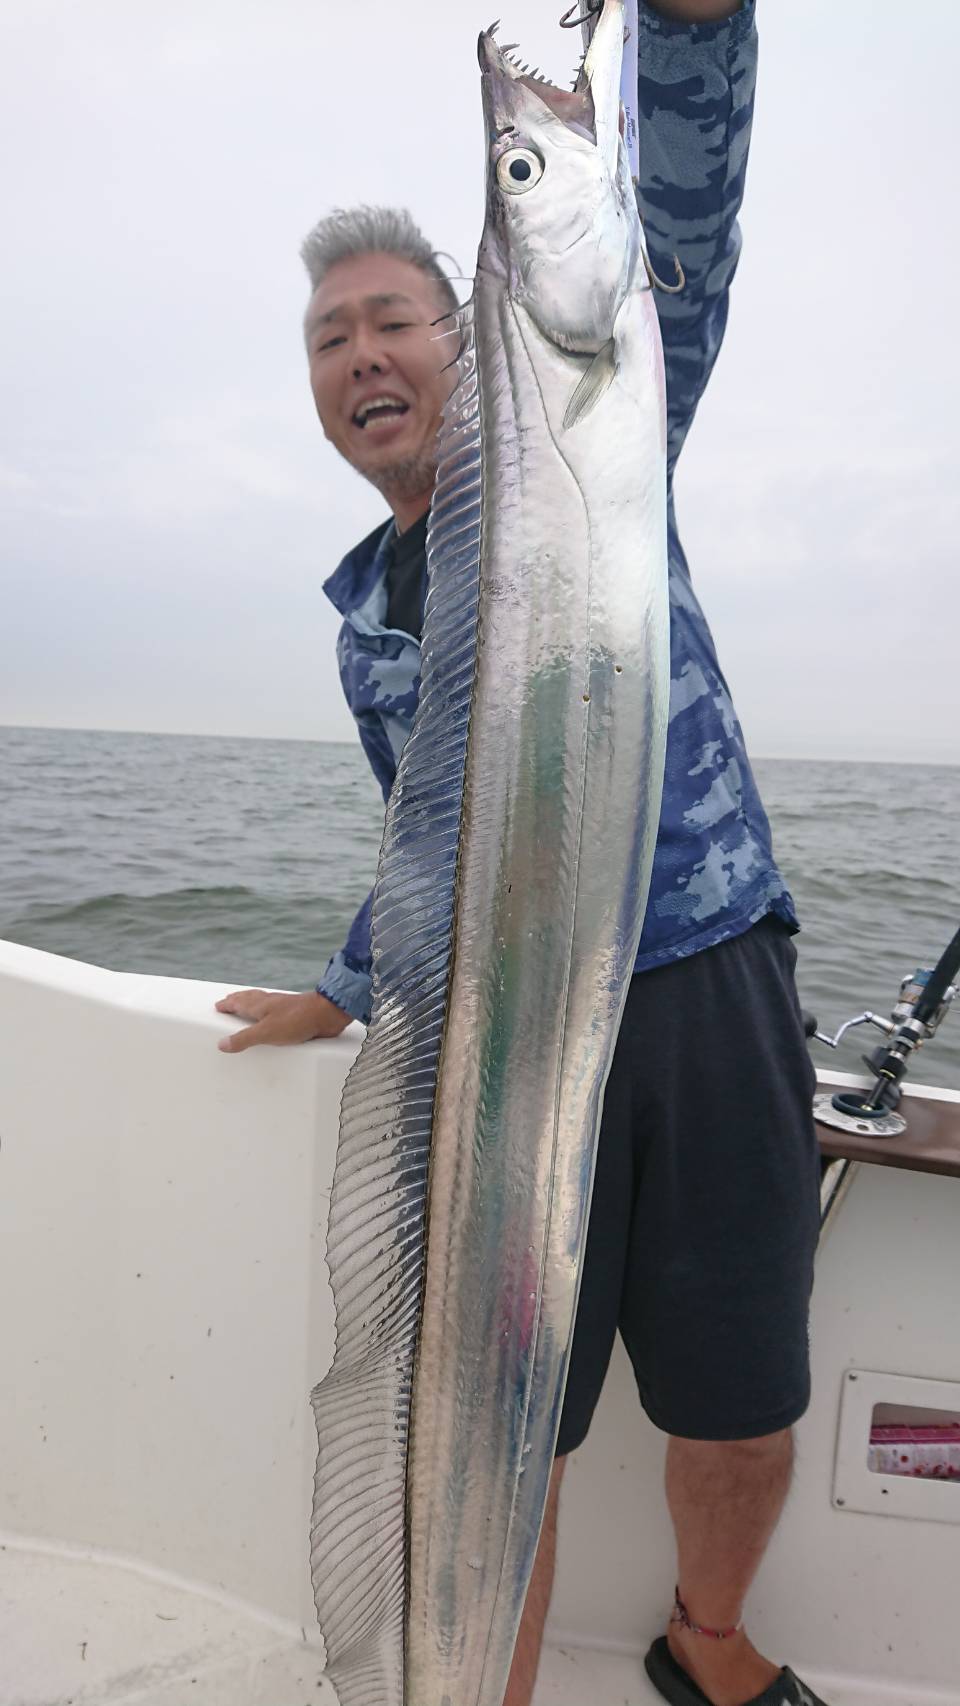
[637,0,757,479]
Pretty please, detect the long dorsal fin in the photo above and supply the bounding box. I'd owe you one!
[309,300,483,1706]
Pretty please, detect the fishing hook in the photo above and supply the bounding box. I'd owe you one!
[559,0,602,27]
[643,252,686,294]
[432,249,463,281]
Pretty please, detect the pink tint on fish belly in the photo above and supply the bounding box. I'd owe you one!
[645,290,668,450]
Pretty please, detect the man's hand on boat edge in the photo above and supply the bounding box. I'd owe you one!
[214,989,351,1052]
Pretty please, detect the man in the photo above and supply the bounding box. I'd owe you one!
[216,4,826,1704]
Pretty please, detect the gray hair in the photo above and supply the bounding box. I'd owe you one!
[300,204,460,320]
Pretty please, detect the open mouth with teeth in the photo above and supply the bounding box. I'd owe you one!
[352,395,412,430]
[480,2,626,178]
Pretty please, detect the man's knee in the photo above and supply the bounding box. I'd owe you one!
[668,1428,794,1483]
[673,1427,792,1454]
[722,1427,792,1456]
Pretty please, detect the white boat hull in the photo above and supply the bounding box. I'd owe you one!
[1,940,958,1704]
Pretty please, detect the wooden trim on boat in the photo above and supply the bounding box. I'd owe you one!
[815,1070,960,1179]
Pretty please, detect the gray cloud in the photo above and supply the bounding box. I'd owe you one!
[2,1,958,759]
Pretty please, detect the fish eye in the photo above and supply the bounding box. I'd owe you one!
[496,147,544,195]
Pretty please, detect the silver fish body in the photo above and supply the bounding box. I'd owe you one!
[311,5,670,1703]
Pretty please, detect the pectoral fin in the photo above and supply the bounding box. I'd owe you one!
[563,338,618,431]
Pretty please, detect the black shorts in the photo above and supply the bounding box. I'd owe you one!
[556,914,821,1454]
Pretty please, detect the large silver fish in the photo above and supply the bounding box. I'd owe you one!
[310,4,670,1702]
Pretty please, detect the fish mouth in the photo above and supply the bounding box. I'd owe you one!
[478,0,623,173]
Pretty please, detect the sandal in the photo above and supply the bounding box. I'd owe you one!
[644,1635,832,1706]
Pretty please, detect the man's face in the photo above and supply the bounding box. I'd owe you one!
[305,252,455,504]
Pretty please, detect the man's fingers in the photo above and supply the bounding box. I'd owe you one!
[215,990,331,1052]
[215,989,262,1014]
[216,993,274,1052]
[218,1021,265,1053]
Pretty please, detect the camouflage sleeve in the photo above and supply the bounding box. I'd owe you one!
[635,0,758,477]
[313,651,399,1025]
[315,716,387,1021]
[316,890,374,1026]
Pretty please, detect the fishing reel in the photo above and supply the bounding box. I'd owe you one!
[805,924,960,1139]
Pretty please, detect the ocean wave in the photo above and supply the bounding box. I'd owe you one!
[8,885,262,928]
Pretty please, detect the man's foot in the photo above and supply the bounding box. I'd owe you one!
[666,1623,780,1706]
[646,1632,830,1706]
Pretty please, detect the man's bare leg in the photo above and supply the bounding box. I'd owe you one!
[664,1429,794,1706]
[503,1455,567,1706]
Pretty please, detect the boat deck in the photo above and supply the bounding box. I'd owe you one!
[5,1540,955,1706]
[5,1549,954,1706]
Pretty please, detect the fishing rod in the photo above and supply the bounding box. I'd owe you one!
[805,923,960,1137]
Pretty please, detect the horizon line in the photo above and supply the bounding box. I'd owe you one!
[2,722,958,769]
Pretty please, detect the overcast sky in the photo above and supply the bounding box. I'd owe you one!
[2,1,958,762]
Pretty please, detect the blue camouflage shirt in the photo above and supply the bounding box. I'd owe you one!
[317,0,796,1026]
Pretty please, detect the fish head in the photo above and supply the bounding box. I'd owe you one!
[477,0,639,359]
